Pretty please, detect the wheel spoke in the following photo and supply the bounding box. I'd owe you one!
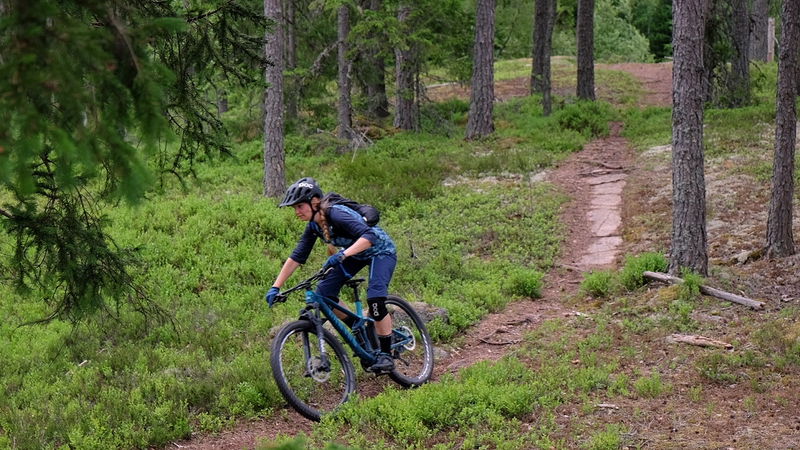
[271,322,356,420]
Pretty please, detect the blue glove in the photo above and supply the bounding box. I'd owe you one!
[323,250,346,270]
[265,286,280,307]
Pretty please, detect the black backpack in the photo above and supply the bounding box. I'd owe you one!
[322,192,380,226]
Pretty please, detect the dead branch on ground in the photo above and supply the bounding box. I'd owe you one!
[643,271,765,310]
[666,334,733,349]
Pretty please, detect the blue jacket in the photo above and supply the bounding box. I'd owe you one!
[289,205,396,264]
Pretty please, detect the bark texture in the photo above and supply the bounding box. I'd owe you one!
[766,0,799,257]
[576,0,595,100]
[337,5,354,141]
[263,0,286,197]
[394,3,418,130]
[531,0,555,115]
[364,0,389,118]
[284,0,298,121]
[728,0,750,106]
[749,0,769,61]
[670,0,708,276]
[465,0,496,140]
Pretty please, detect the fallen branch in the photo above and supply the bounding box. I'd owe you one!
[596,403,620,410]
[478,328,522,345]
[666,334,733,349]
[579,168,631,177]
[557,263,584,272]
[577,159,625,171]
[643,271,765,310]
[478,336,521,345]
[586,174,627,186]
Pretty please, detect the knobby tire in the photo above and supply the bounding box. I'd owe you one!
[384,295,435,387]
[270,320,357,421]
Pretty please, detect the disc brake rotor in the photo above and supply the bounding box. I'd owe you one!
[307,356,331,382]
[397,326,416,351]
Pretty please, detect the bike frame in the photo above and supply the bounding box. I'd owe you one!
[303,287,379,365]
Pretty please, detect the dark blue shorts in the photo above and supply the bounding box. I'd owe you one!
[316,253,397,300]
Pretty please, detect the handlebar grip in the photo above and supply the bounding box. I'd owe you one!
[275,293,288,304]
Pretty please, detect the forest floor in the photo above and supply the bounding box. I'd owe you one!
[173,62,800,449]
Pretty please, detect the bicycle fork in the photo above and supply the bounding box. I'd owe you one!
[302,304,331,378]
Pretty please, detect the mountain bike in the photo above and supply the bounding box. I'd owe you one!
[269,268,435,421]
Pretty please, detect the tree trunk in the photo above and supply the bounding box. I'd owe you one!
[337,4,354,141]
[263,0,286,198]
[394,3,418,130]
[364,0,389,119]
[465,0,496,140]
[766,0,799,258]
[217,89,228,115]
[727,0,750,106]
[576,0,595,100]
[284,0,298,121]
[749,0,769,61]
[531,0,555,115]
[670,0,709,276]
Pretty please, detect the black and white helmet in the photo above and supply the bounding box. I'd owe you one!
[279,177,323,207]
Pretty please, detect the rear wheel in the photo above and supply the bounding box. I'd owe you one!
[270,320,357,421]
[385,295,435,387]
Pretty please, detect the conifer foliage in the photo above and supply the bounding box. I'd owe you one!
[0,0,266,322]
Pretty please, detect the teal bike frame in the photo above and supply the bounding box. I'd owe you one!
[304,283,379,365]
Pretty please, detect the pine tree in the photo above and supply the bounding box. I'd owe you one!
[576,0,595,100]
[766,0,799,257]
[264,0,287,197]
[670,0,709,276]
[531,0,556,115]
[394,2,418,131]
[465,0,496,139]
[0,0,266,322]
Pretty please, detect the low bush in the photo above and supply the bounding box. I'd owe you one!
[580,270,617,298]
[633,372,668,398]
[619,252,668,290]
[554,101,618,138]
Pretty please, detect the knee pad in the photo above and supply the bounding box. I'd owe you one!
[367,297,388,321]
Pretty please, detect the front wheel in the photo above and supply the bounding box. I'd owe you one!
[270,320,357,421]
[385,295,435,387]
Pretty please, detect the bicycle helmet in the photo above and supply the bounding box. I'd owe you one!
[279,177,323,207]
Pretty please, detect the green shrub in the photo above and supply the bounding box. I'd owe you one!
[622,106,672,150]
[607,373,630,396]
[554,101,617,138]
[667,299,697,332]
[619,252,668,290]
[678,269,704,302]
[753,320,800,368]
[420,99,470,135]
[594,1,654,63]
[507,268,545,298]
[696,352,766,384]
[633,372,667,398]
[580,270,617,298]
[582,424,626,450]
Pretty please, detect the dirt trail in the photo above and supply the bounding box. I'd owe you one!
[171,63,673,450]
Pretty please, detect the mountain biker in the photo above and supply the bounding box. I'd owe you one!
[265,177,397,373]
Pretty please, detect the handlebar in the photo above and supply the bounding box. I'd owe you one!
[272,268,333,305]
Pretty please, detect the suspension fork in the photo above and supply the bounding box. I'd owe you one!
[308,303,331,371]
